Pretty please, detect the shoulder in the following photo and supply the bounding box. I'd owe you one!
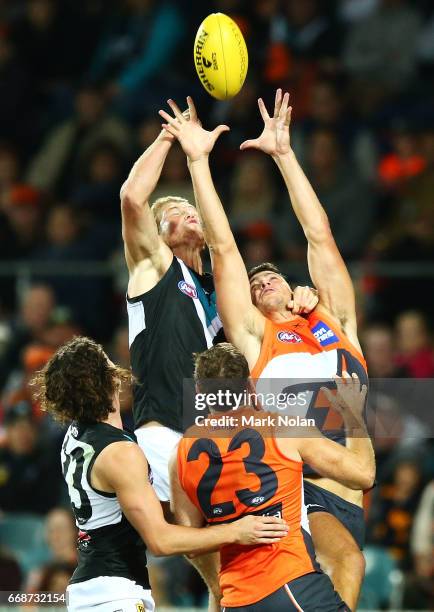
[94,440,145,478]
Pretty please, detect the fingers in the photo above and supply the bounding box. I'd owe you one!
[212,125,230,140]
[321,385,341,412]
[291,291,300,315]
[240,139,260,151]
[256,537,285,544]
[291,285,316,314]
[273,88,282,118]
[158,109,180,129]
[255,515,287,525]
[161,123,179,138]
[285,105,292,127]
[279,92,290,120]
[167,98,184,121]
[258,97,270,122]
[186,96,197,121]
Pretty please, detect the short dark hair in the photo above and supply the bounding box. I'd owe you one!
[31,337,132,424]
[247,262,286,282]
[194,343,249,409]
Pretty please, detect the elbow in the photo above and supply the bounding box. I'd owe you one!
[353,467,375,491]
[120,186,142,216]
[146,536,168,557]
[364,466,376,490]
[304,217,333,245]
[209,239,237,257]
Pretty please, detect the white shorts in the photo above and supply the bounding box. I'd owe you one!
[135,425,182,501]
[67,576,154,612]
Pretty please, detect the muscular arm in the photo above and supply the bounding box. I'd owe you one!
[189,157,264,360]
[297,426,375,491]
[241,90,359,349]
[120,131,173,295]
[277,374,375,490]
[159,97,264,363]
[274,149,359,348]
[94,442,287,557]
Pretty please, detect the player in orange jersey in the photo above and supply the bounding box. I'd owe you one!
[160,92,371,610]
[170,343,375,611]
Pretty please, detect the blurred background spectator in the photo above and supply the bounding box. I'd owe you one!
[0,0,433,608]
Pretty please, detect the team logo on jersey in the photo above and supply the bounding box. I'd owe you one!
[136,605,145,612]
[277,330,302,343]
[78,530,91,548]
[251,496,265,505]
[311,321,339,346]
[178,280,197,299]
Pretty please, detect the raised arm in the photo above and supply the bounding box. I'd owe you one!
[94,442,289,557]
[120,129,174,296]
[278,373,375,490]
[159,98,264,363]
[241,90,359,349]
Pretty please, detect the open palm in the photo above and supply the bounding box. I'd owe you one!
[240,89,292,157]
[159,97,229,162]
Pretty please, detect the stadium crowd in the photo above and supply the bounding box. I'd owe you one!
[0,0,433,609]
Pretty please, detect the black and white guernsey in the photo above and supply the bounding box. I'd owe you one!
[61,421,150,589]
[127,257,223,432]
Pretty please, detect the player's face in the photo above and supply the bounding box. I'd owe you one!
[160,202,204,248]
[249,272,292,313]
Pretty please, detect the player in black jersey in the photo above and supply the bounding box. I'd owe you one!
[120,115,319,506]
[32,337,289,612]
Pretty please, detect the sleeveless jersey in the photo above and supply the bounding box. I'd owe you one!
[127,257,222,432]
[177,412,318,608]
[61,421,150,589]
[251,310,368,476]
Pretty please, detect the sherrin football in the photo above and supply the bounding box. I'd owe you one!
[194,13,248,100]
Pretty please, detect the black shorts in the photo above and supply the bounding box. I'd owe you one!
[222,571,350,611]
[303,480,365,549]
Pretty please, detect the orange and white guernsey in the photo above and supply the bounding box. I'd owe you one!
[177,413,319,607]
[251,309,367,474]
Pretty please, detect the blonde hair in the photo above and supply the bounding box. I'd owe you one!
[150,196,191,231]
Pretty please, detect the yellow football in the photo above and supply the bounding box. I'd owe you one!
[194,13,248,100]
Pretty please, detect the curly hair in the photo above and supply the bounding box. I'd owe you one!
[31,337,132,424]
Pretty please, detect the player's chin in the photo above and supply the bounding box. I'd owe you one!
[260,295,282,313]
[185,225,205,243]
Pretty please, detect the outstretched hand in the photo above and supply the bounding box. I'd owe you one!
[159,97,229,162]
[240,89,292,157]
[322,372,368,424]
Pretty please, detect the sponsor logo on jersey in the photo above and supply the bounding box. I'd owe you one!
[71,426,78,437]
[311,321,339,346]
[251,496,265,505]
[78,530,91,548]
[178,280,197,299]
[136,605,145,612]
[277,330,302,343]
[213,507,223,515]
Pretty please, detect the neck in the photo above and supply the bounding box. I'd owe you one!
[172,245,203,275]
[102,406,123,430]
[267,309,299,323]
